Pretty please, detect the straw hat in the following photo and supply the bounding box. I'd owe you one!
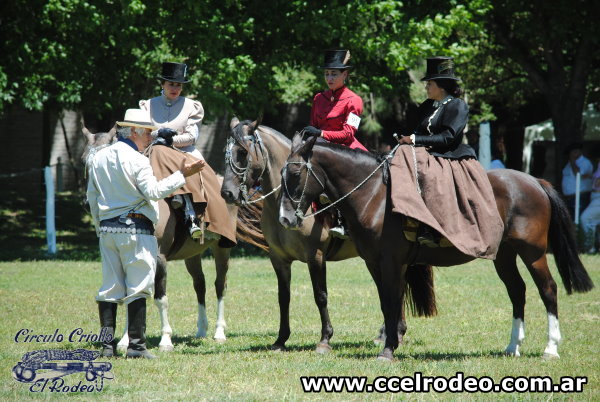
[116,109,157,130]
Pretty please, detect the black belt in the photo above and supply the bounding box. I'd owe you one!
[99,215,154,235]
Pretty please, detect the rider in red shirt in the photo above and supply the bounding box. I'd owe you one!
[303,49,367,151]
[302,50,366,237]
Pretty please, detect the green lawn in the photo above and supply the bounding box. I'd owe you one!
[1,255,598,400]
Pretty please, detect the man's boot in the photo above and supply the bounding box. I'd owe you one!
[98,302,117,357]
[126,298,157,359]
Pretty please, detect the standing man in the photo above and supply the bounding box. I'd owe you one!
[561,143,593,220]
[87,108,204,359]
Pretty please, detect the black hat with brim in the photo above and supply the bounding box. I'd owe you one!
[319,49,353,69]
[157,62,190,84]
[421,56,460,81]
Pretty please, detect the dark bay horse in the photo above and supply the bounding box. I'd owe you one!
[220,119,435,352]
[279,133,594,361]
[82,126,266,352]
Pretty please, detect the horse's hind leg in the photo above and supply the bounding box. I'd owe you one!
[493,246,527,357]
[183,254,208,339]
[211,244,231,342]
[307,253,333,354]
[154,254,175,352]
[517,248,560,359]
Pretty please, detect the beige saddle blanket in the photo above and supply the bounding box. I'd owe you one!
[146,145,237,245]
[390,146,503,260]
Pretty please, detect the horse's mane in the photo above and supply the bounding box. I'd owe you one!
[313,141,390,184]
[232,120,291,149]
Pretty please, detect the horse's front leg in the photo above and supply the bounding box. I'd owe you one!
[184,254,208,339]
[307,252,333,354]
[270,255,292,351]
[212,244,231,342]
[377,255,406,362]
[152,253,175,352]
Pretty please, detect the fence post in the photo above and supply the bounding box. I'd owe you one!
[56,157,63,192]
[45,166,57,255]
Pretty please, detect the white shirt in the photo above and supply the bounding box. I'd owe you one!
[140,95,204,155]
[562,155,594,196]
[86,140,186,232]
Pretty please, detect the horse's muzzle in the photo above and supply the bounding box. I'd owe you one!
[220,189,239,205]
[278,214,300,230]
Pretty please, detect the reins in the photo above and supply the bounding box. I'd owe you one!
[283,141,399,220]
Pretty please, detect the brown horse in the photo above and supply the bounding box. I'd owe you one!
[220,119,434,352]
[82,126,265,352]
[279,133,594,361]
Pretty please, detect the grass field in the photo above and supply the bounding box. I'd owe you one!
[1,254,598,400]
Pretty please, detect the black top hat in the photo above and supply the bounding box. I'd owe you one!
[157,62,190,84]
[421,56,460,81]
[319,49,353,69]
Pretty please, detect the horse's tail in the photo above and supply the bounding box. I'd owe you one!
[404,264,437,317]
[236,200,269,253]
[538,179,594,294]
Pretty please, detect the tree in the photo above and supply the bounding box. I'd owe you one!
[476,0,599,157]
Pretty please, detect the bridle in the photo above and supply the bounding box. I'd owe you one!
[282,158,327,220]
[225,128,280,205]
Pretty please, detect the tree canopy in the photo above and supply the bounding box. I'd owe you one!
[1,0,597,153]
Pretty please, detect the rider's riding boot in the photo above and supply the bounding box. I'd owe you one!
[98,302,117,357]
[182,194,202,239]
[126,298,157,359]
[171,194,184,209]
[417,224,440,248]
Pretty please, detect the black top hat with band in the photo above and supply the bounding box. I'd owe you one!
[421,56,460,81]
[319,49,353,69]
[157,62,190,83]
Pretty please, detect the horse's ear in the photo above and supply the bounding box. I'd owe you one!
[82,127,95,145]
[291,131,304,151]
[292,131,318,156]
[108,125,117,143]
[230,117,240,129]
[249,114,262,132]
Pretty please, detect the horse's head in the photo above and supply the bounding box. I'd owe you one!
[221,117,268,205]
[81,125,117,165]
[278,131,323,229]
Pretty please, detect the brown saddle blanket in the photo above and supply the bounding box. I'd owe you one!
[146,145,237,246]
[390,146,503,260]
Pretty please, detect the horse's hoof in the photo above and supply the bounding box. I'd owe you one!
[376,355,393,362]
[270,344,286,352]
[542,352,560,360]
[377,349,394,362]
[315,342,332,354]
[214,337,226,344]
[159,344,174,352]
[116,345,128,354]
[504,350,520,357]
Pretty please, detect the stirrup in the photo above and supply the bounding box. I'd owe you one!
[330,226,348,239]
[190,223,203,240]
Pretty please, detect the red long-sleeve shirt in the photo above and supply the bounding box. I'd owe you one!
[310,86,367,151]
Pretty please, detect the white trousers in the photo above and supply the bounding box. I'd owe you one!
[96,233,158,304]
